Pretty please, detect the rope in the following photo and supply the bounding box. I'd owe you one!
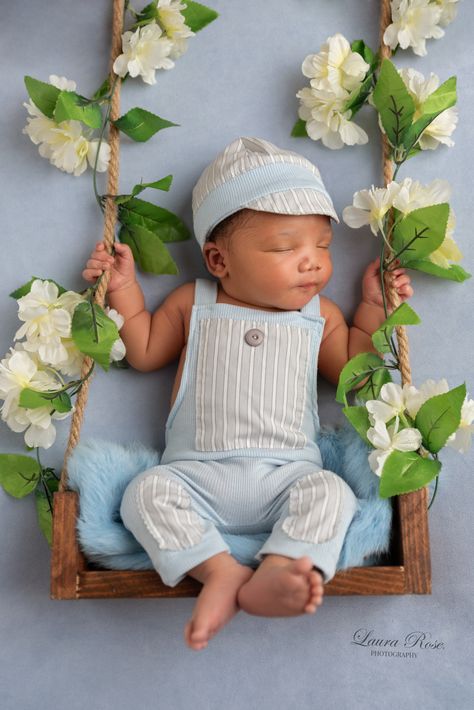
[60,0,124,491]
[379,0,412,386]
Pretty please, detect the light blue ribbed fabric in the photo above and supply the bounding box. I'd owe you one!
[120,279,358,586]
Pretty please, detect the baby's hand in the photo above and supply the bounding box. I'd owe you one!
[362,257,413,309]
[82,242,136,293]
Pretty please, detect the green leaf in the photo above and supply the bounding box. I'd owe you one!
[291,118,308,138]
[392,204,449,264]
[372,59,415,148]
[343,406,372,445]
[9,277,67,299]
[379,450,441,498]
[54,91,103,129]
[91,77,110,101]
[119,225,178,275]
[181,1,219,32]
[134,1,158,25]
[343,73,374,117]
[71,302,119,371]
[404,259,471,282]
[24,76,60,119]
[402,76,457,153]
[113,108,178,142]
[355,366,393,403]
[372,303,421,353]
[131,175,173,198]
[415,384,466,454]
[118,197,190,243]
[35,475,58,546]
[336,352,387,404]
[115,175,174,206]
[19,388,72,413]
[0,454,41,498]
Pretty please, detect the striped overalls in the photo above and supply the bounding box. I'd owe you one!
[120,279,357,586]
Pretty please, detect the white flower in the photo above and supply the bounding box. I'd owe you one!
[23,76,110,177]
[367,417,422,477]
[157,0,194,58]
[113,22,174,84]
[383,0,444,56]
[433,0,459,27]
[366,382,422,424]
[398,68,458,150]
[342,182,401,235]
[392,176,451,215]
[48,74,77,92]
[406,378,450,418]
[105,308,127,362]
[0,347,67,449]
[447,397,474,454]
[297,87,368,150]
[302,33,370,95]
[87,140,111,173]
[429,209,463,268]
[15,281,84,367]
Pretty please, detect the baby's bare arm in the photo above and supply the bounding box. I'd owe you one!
[318,258,413,385]
[83,242,193,372]
[108,281,194,371]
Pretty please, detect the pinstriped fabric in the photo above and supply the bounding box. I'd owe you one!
[193,137,325,213]
[195,317,311,452]
[282,471,345,544]
[136,475,204,550]
[247,187,333,218]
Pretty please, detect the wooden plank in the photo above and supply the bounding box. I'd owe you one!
[325,566,406,595]
[50,491,85,600]
[398,488,431,594]
[73,565,406,599]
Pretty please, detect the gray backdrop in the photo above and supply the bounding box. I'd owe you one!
[1,2,473,708]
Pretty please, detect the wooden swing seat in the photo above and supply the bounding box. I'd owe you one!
[50,487,431,599]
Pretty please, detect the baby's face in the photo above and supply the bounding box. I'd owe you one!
[205,210,333,311]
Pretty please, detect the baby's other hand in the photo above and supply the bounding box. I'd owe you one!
[362,257,413,308]
[82,242,136,293]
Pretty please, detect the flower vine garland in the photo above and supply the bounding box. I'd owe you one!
[293,0,471,502]
[0,0,218,543]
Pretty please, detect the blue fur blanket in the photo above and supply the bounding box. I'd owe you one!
[67,426,392,571]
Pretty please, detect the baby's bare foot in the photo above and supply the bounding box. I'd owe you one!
[237,556,324,617]
[184,560,254,651]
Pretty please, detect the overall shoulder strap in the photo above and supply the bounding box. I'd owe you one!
[301,293,321,317]
[194,279,218,305]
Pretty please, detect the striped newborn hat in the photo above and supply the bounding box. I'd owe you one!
[192,136,339,248]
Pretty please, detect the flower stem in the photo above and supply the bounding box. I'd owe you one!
[427,475,439,510]
[92,73,120,211]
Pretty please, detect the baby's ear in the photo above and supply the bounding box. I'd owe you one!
[203,242,228,277]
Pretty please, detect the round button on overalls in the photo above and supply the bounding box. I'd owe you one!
[244,328,264,346]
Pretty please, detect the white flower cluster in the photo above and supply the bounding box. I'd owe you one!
[113,1,194,84]
[296,34,370,149]
[0,280,125,449]
[384,0,459,56]
[365,381,473,476]
[23,75,111,177]
[343,177,462,269]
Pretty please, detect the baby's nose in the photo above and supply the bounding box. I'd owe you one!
[299,251,321,271]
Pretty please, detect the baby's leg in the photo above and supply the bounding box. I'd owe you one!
[238,469,358,617]
[120,468,253,650]
[185,552,254,650]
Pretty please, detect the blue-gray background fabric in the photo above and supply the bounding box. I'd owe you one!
[1,2,473,709]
